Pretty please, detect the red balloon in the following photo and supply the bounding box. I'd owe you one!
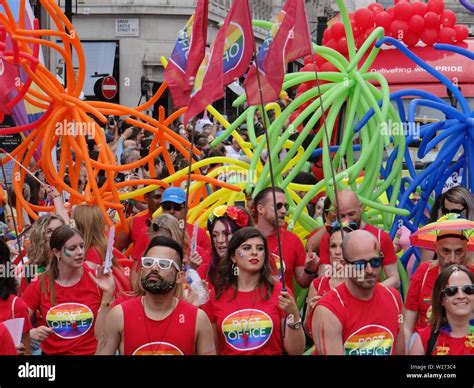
[394,2,413,21]
[409,15,425,35]
[390,20,410,39]
[331,22,346,39]
[337,37,349,55]
[403,31,420,46]
[438,27,456,43]
[313,54,327,67]
[440,10,456,27]
[321,62,338,72]
[453,24,469,42]
[421,28,438,45]
[375,11,393,31]
[355,34,366,49]
[386,6,395,15]
[394,0,409,3]
[349,12,355,21]
[351,22,361,37]
[326,39,338,51]
[427,0,444,14]
[424,12,440,29]
[323,28,332,42]
[411,1,428,16]
[354,8,375,30]
[368,3,384,14]
[300,63,319,73]
[303,55,313,65]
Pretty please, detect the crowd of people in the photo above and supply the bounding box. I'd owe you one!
[0,114,473,356]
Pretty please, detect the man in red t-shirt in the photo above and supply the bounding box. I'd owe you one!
[96,236,215,355]
[159,187,211,278]
[317,190,400,288]
[115,188,163,285]
[254,187,318,293]
[313,230,404,355]
[403,231,472,349]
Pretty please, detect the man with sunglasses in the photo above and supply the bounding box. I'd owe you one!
[313,230,405,355]
[96,236,215,355]
[254,187,319,293]
[404,230,473,350]
[316,190,400,289]
[160,187,211,278]
[115,188,163,285]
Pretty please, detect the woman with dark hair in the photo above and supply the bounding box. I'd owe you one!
[204,227,305,355]
[0,239,32,354]
[409,264,474,355]
[21,225,115,355]
[207,205,252,287]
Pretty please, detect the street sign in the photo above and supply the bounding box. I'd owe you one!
[101,76,118,100]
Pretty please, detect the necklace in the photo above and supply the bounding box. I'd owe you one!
[436,320,474,355]
[141,295,178,355]
[233,285,261,347]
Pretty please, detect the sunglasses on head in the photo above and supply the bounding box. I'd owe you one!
[149,223,170,233]
[344,256,383,270]
[162,202,184,211]
[275,202,289,211]
[442,284,474,297]
[141,257,180,271]
[441,206,465,215]
[327,221,359,234]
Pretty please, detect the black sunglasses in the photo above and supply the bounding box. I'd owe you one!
[275,202,289,211]
[327,221,359,234]
[344,256,383,270]
[442,284,474,297]
[441,206,465,215]
[162,202,183,211]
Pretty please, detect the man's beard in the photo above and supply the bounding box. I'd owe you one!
[141,273,176,295]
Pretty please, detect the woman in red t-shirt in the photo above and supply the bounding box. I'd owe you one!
[73,205,130,293]
[204,227,305,355]
[22,225,115,355]
[0,239,32,354]
[304,222,355,336]
[409,264,474,355]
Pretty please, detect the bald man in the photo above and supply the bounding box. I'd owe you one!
[312,230,405,355]
[317,190,400,288]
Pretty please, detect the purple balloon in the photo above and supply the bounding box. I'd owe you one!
[460,0,474,12]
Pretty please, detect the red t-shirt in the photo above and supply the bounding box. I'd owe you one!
[0,322,17,355]
[319,223,397,266]
[266,228,306,293]
[317,282,402,355]
[0,295,33,334]
[21,266,102,355]
[204,282,286,355]
[405,262,439,331]
[85,246,103,266]
[307,276,332,337]
[131,222,211,279]
[406,263,474,331]
[130,213,152,261]
[417,325,474,356]
[121,297,197,355]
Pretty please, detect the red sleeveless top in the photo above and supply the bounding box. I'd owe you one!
[121,297,198,355]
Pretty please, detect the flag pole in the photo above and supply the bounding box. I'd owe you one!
[308,44,343,235]
[251,41,287,291]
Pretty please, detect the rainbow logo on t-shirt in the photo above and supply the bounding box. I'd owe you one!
[132,342,184,356]
[221,309,273,351]
[344,325,394,356]
[46,303,94,339]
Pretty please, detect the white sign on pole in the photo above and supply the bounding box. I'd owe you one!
[115,18,139,37]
